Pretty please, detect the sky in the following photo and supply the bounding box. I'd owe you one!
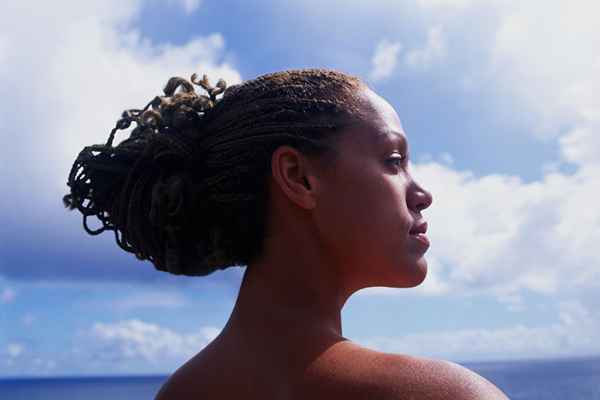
[0,0,599,377]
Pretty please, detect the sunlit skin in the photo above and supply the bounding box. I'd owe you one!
[155,86,508,399]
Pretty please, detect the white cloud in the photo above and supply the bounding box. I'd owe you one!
[496,293,524,312]
[358,4,600,302]
[369,39,402,82]
[111,291,187,311]
[87,319,220,363]
[1,288,16,304]
[2,345,58,375]
[416,0,473,9]
[439,152,454,166]
[32,357,57,371]
[0,0,241,229]
[365,1,599,163]
[405,25,446,69]
[489,1,600,147]
[356,301,600,361]
[168,0,201,14]
[6,343,23,358]
[362,1,600,304]
[559,123,600,168]
[367,26,450,79]
[363,158,600,298]
[414,160,600,296]
[0,36,7,64]
[300,0,599,162]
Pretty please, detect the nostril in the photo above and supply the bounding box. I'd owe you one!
[421,190,433,210]
[414,192,432,212]
[410,180,432,211]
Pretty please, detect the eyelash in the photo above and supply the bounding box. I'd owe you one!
[387,154,408,167]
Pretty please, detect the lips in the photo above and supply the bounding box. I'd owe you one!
[409,220,430,249]
[410,233,430,248]
[409,221,428,235]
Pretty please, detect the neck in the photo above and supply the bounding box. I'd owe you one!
[217,192,358,360]
[229,265,347,338]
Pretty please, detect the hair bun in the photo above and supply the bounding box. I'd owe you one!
[64,68,363,277]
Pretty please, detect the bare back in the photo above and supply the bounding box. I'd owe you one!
[154,338,508,400]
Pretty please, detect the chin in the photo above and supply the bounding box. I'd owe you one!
[374,267,427,289]
[401,259,428,288]
[363,257,428,289]
[410,267,428,287]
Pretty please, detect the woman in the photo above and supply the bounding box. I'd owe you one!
[64,69,508,399]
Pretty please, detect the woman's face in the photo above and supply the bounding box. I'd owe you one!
[313,86,433,290]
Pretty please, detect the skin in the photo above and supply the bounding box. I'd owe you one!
[154,86,509,400]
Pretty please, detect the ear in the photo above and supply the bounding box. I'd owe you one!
[270,145,320,210]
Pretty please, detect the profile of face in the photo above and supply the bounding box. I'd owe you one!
[311,86,433,291]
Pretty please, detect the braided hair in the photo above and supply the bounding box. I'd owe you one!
[63,68,366,276]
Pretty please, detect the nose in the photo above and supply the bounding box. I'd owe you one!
[408,180,433,212]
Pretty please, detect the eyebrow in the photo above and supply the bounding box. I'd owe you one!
[376,130,408,148]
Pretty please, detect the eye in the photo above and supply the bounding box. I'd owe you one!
[387,153,408,167]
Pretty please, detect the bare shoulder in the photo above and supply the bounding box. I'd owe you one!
[426,358,509,399]
[153,352,212,400]
[380,352,510,400]
[153,374,177,400]
[302,342,509,400]
[154,340,510,400]
[153,363,196,400]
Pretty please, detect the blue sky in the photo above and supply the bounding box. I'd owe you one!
[1,0,599,377]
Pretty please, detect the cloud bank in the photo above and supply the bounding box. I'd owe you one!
[358,0,600,299]
[0,0,241,282]
[357,300,600,362]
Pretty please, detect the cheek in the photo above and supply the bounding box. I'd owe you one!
[360,176,415,268]
[316,181,368,242]
[366,175,411,228]
[318,172,411,258]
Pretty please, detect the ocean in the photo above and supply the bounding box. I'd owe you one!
[1,357,599,399]
[466,357,600,399]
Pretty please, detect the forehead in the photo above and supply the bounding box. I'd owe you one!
[357,87,407,147]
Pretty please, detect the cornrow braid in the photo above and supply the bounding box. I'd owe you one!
[63,68,366,276]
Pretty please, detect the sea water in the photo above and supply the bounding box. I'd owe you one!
[1,357,599,399]
[466,357,600,400]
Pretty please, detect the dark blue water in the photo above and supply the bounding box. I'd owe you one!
[465,357,600,400]
[1,357,599,399]
[0,375,166,400]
